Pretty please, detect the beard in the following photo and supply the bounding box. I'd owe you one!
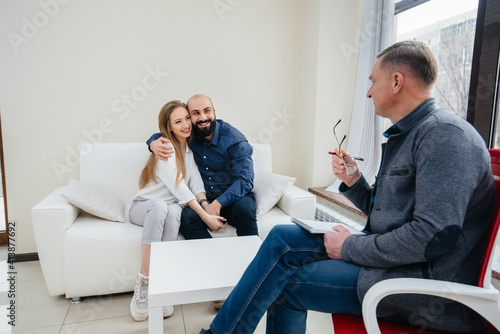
[193,118,216,138]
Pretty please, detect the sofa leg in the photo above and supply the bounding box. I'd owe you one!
[70,297,83,304]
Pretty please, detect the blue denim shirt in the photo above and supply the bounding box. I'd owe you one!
[147,119,254,207]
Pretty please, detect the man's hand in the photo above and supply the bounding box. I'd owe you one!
[150,137,174,161]
[202,214,227,231]
[323,225,352,259]
[331,148,361,188]
[204,199,222,216]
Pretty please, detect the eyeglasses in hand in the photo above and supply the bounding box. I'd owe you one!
[333,119,357,176]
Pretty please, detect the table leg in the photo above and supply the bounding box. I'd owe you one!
[149,306,163,334]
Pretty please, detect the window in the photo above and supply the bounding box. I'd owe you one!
[495,76,500,147]
[466,0,500,147]
[394,0,479,120]
[393,0,500,148]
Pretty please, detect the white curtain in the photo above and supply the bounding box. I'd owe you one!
[327,0,395,192]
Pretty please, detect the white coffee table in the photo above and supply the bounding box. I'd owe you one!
[148,235,262,334]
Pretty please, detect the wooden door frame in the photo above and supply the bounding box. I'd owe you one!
[0,110,8,245]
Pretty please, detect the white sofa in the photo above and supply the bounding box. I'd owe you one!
[32,142,316,301]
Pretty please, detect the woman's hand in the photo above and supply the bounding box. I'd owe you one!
[202,214,227,231]
[331,148,361,187]
[151,137,174,161]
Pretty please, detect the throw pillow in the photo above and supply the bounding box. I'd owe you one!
[61,179,126,222]
[253,173,296,217]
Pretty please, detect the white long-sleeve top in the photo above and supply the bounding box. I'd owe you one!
[134,144,205,205]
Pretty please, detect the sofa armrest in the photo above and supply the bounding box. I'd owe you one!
[32,186,81,296]
[277,185,316,220]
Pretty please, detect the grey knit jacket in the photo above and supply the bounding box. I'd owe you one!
[340,98,495,333]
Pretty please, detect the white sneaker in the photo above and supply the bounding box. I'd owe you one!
[163,305,174,318]
[130,273,149,321]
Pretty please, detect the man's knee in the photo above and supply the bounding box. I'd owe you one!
[267,225,302,243]
[226,196,258,236]
[180,206,198,222]
[180,207,205,230]
[179,206,211,239]
[232,196,257,217]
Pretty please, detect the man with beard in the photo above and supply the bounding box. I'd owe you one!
[147,94,258,241]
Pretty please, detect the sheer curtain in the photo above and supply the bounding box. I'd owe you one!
[327,0,395,192]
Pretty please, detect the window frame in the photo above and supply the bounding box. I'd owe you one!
[0,111,8,245]
[395,0,431,14]
[466,0,500,148]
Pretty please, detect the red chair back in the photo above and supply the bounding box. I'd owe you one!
[478,149,500,288]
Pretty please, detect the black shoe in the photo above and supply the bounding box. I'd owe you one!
[199,329,212,334]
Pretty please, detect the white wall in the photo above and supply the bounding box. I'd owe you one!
[0,0,364,253]
[299,0,365,188]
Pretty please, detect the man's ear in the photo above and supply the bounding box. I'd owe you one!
[393,72,404,93]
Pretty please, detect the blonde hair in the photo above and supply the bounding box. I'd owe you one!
[139,100,191,189]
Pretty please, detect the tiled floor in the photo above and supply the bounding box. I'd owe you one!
[0,246,335,334]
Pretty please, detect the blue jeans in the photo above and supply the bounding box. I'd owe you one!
[210,225,362,334]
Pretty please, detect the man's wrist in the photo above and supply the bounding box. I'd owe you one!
[199,199,209,208]
[212,199,222,208]
[342,173,362,190]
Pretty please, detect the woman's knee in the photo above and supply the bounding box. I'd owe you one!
[167,203,182,221]
[147,199,169,217]
[142,200,169,230]
[165,203,182,230]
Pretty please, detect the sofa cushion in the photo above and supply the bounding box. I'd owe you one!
[61,179,126,222]
[80,143,151,204]
[251,143,272,176]
[254,206,295,240]
[68,212,142,240]
[253,173,296,217]
[65,213,142,297]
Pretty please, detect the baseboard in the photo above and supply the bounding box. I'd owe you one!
[14,252,39,262]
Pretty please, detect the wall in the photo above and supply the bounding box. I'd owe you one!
[298,0,365,189]
[0,0,364,254]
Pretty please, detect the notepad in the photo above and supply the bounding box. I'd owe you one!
[291,217,364,235]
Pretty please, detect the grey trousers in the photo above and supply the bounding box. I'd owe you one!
[129,197,183,245]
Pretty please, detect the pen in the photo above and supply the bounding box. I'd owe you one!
[327,151,365,161]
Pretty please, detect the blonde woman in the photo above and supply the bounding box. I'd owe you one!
[129,100,227,321]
